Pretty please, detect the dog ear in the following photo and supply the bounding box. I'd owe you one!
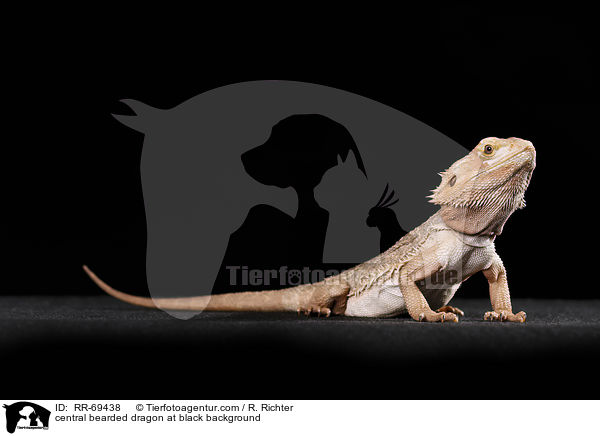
[337,142,350,162]
[112,99,163,134]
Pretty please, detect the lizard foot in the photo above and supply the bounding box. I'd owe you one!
[484,310,526,323]
[296,283,350,318]
[417,310,459,323]
[437,305,465,317]
[297,307,332,317]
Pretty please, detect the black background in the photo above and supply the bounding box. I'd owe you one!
[2,5,597,400]
[4,6,593,298]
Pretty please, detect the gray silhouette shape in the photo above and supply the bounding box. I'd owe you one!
[114,80,466,318]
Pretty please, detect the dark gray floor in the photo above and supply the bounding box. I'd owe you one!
[2,296,599,398]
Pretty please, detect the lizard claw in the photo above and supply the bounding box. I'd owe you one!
[416,311,457,322]
[437,305,465,317]
[484,310,526,323]
[484,311,497,321]
[297,307,332,318]
[415,310,458,322]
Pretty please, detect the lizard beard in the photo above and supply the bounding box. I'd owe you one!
[439,204,515,236]
[438,172,530,236]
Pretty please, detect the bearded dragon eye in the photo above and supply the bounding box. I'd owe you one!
[483,145,494,155]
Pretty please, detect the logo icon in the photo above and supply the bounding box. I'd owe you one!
[3,402,50,433]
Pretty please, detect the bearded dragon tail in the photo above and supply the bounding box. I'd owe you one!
[82,265,306,312]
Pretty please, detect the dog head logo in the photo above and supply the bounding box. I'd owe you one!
[3,402,50,433]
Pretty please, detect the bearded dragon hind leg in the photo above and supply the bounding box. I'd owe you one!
[437,305,465,317]
[296,282,350,318]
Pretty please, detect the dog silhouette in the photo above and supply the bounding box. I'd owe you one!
[212,114,367,293]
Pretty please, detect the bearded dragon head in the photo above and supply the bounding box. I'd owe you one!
[429,137,536,236]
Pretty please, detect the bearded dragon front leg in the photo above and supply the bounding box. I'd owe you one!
[399,254,459,323]
[482,255,526,323]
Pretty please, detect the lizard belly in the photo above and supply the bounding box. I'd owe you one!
[344,281,407,318]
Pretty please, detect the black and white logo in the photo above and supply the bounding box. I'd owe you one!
[3,402,50,433]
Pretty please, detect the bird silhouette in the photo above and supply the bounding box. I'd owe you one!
[366,184,407,252]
